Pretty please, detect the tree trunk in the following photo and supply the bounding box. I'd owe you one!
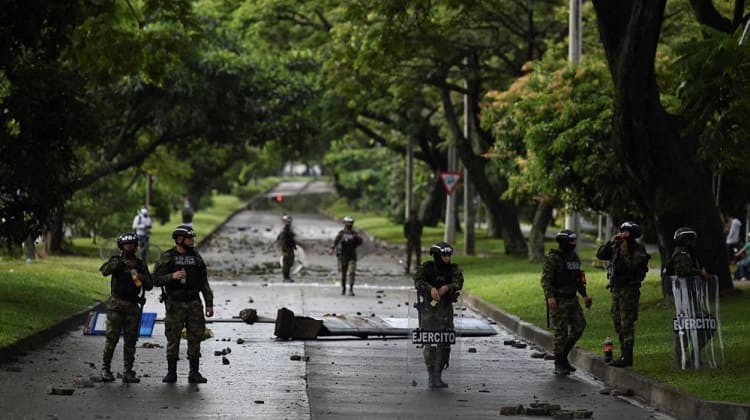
[44,207,64,255]
[437,85,527,256]
[528,199,554,263]
[593,0,732,290]
[419,177,446,227]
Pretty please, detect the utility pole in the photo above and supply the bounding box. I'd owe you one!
[463,72,475,255]
[564,0,582,232]
[444,145,457,244]
[405,138,414,219]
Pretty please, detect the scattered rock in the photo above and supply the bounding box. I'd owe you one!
[214,350,224,357]
[531,351,547,358]
[377,301,383,304]
[236,338,245,344]
[503,339,516,346]
[254,400,264,404]
[467,348,477,353]
[599,388,611,395]
[47,387,75,396]
[222,356,230,365]
[499,405,523,415]
[511,342,527,349]
[552,410,574,419]
[573,410,593,418]
[411,380,418,387]
[544,354,556,361]
[290,355,302,361]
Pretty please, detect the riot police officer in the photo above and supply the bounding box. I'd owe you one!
[153,225,214,384]
[330,216,363,296]
[541,229,592,375]
[99,232,153,383]
[596,221,650,368]
[414,242,464,388]
[276,214,298,282]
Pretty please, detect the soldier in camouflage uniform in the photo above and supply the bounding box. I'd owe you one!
[541,229,592,375]
[153,225,214,384]
[596,221,650,368]
[414,242,464,388]
[329,216,363,296]
[403,210,423,274]
[99,232,153,383]
[276,214,297,282]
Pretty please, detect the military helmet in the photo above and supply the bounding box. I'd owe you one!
[619,221,641,239]
[343,216,354,224]
[429,241,454,257]
[117,232,138,249]
[555,229,577,243]
[282,214,293,224]
[172,224,196,240]
[673,227,697,242]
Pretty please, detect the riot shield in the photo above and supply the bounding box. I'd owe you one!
[406,288,462,389]
[665,275,724,370]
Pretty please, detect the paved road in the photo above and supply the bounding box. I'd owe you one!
[0,207,673,419]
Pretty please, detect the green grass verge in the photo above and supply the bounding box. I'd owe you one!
[0,193,246,351]
[325,203,750,404]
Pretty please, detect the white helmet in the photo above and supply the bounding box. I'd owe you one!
[282,214,292,224]
[343,216,354,224]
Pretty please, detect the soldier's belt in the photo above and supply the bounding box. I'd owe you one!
[167,293,200,302]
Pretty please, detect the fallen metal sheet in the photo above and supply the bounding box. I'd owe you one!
[317,315,497,338]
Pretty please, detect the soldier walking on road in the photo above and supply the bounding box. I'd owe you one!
[153,225,214,384]
[329,216,363,296]
[132,206,153,263]
[414,242,464,388]
[541,229,592,375]
[277,214,298,282]
[596,221,650,368]
[99,232,153,383]
[403,210,423,274]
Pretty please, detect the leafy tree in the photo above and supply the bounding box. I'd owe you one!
[591,0,746,289]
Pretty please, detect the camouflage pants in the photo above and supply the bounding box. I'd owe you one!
[339,258,356,287]
[282,251,295,278]
[405,240,421,273]
[610,287,640,349]
[550,296,586,355]
[419,305,454,368]
[103,297,141,370]
[164,299,205,360]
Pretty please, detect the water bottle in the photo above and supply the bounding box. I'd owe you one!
[130,269,142,287]
[603,336,613,363]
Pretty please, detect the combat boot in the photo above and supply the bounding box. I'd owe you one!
[162,358,177,383]
[188,358,208,384]
[426,366,437,389]
[562,348,577,372]
[101,367,115,382]
[433,366,448,388]
[609,343,633,368]
[553,354,571,375]
[348,287,355,296]
[122,369,140,383]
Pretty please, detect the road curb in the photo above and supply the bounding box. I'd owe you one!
[0,302,104,363]
[463,293,750,420]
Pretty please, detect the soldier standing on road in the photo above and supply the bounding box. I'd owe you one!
[277,214,298,282]
[414,242,464,388]
[403,210,423,274]
[329,216,363,296]
[99,232,153,383]
[596,221,650,368]
[541,229,592,375]
[153,225,214,384]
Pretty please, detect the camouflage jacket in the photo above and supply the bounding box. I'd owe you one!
[541,248,587,299]
[670,246,703,277]
[596,240,650,288]
[99,255,153,303]
[153,247,214,307]
[277,226,297,253]
[414,260,464,310]
[332,229,363,260]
